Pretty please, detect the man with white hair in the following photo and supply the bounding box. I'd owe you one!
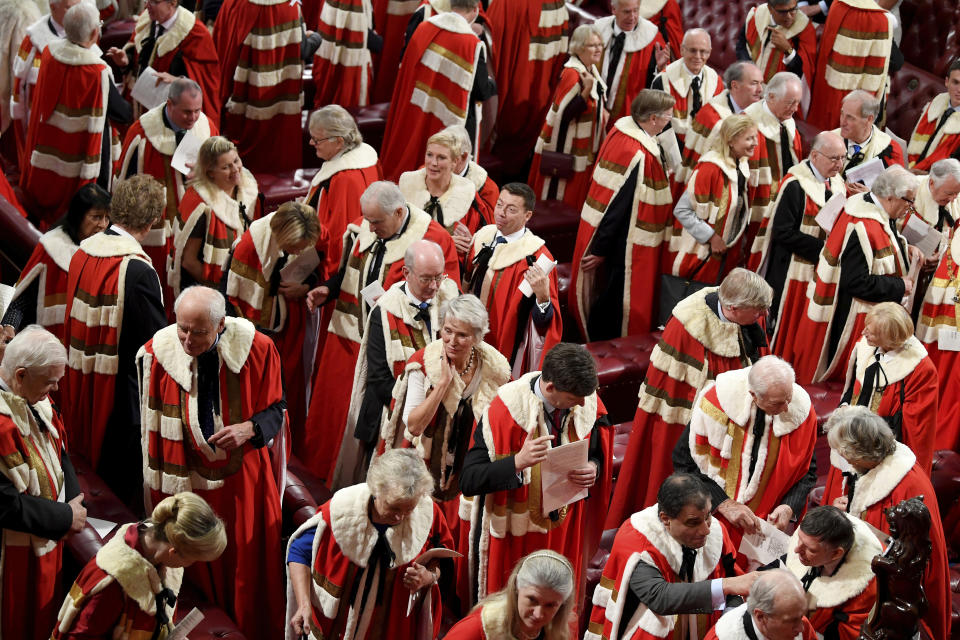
[0,325,85,640]
[679,61,764,184]
[835,89,905,194]
[594,0,670,124]
[303,181,459,483]
[705,569,817,639]
[19,1,133,227]
[673,356,817,548]
[742,72,804,270]
[138,285,286,638]
[791,165,918,383]
[736,0,817,85]
[334,239,458,487]
[651,28,723,150]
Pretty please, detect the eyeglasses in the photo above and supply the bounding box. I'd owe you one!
[414,273,447,285]
[815,150,846,164]
[146,0,171,5]
[900,196,915,205]
[310,135,339,145]
[772,5,799,14]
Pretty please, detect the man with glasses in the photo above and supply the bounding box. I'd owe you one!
[835,90,905,194]
[336,239,458,487]
[736,0,816,87]
[464,182,561,376]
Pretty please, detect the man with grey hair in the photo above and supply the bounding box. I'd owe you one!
[673,355,817,543]
[607,268,773,528]
[0,325,85,639]
[117,76,216,301]
[706,569,815,639]
[137,285,286,638]
[333,239,459,488]
[835,89,905,194]
[19,1,132,227]
[736,0,817,85]
[304,181,459,483]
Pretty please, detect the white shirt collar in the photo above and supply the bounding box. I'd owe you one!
[729,94,743,114]
[159,12,178,32]
[762,100,781,123]
[717,299,730,323]
[683,64,702,83]
[808,160,827,183]
[849,128,873,149]
[404,283,427,307]
[749,613,769,640]
[533,375,557,415]
[49,16,66,38]
[109,224,137,241]
[496,227,526,243]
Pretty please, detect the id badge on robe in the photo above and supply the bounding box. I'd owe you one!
[938,327,960,351]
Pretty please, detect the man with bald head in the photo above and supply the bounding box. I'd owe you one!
[138,285,286,638]
[706,570,817,639]
[835,89,905,194]
[335,239,459,487]
[758,131,847,349]
[651,28,723,150]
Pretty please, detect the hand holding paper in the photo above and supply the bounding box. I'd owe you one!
[737,518,792,570]
[519,254,556,297]
[540,439,589,515]
[171,134,202,176]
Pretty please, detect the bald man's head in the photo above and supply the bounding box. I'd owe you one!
[681,29,712,75]
[403,240,446,301]
[810,131,846,179]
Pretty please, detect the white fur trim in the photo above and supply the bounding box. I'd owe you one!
[493,372,599,445]
[311,143,379,188]
[398,169,476,227]
[841,442,916,517]
[95,523,184,614]
[149,316,255,390]
[470,224,546,271]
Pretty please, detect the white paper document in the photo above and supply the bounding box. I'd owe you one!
[171,133,203,175]
[131,67,171,110]
[737,518,792,570]
[540,439,589,515]
[938,327,960,351]
[86,516,117,539]
[815,192,846,233]
[359,280,386,308]
[901,215,943,258]
[657,129,682,174]
[280,248,321,283]
[518,254,557,297]
[169,607,204,640]
[406,548,462,616]
[845,157,884,189]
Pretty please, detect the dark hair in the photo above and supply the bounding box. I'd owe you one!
[541,343,597,397]
[501,182,535,213]
[798,506,855,555]
[949,58,960,76]
[657,473,711,518]
[57,183,111,244]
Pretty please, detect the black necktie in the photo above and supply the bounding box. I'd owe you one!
[779,123,795,176]
[747,406,766,480]
[139,23,165,75]
[800,566,822,591]
[937,205,955,232]
[197,348,220,443]
[889,218,907,265]
[856,351,883,407]
[690,76,703,118]
[424,196,444,227]
[357,529,395,608]
[605,31,626,94]
[824,179,833,201]
[468,236,506,296]
[679,546,697,582]
[411,301,431,334]
[268,253,288,296]
[366,239,386,286]
[918,107,955,162]
[841,471,858,513]
[727,170,748,244]
[742,610,760,640]
[151,587,177,640]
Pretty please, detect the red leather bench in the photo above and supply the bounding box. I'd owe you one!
[950,564,960,639]
[931,450,960,559]
[529,199,580,263]
[586,333,661,425]
[288,454,334,508]
[346,103,391,153]
[886,63,945,142]
[101,18,136,52]
[255,169,319,212]
[679,0,747,72]
[284,469,320,534]
[899,0,960,80]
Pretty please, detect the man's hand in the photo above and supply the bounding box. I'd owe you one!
[289,604,312,637]
[580,254,605,271]
[208,421,255,450]
[279,281,309,299]
[832,495,849,511]
[902,278,914,297]
[68,493,86,533]
[154,71,176,86]
[717,499,762,535]
[105,46,128,67]
[767,28,792,55]
[906,244,924,266]
[452,222,473,254]
[306,285,330,311]
[567,461,598,487]
[514,434,553,472]
[846,181,868,195]
[721,571,760,596]
[525,265,550,303]
[403,562,437,592]
[654,42,670,72]
[766,504,793,531]
[922,251,941,273]
[708,233,727,256]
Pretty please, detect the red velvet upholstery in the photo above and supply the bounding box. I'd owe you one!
[100,19,136,53]
[585,333,661,425]
[287,454,334,507]
[611,421,632,482]
[680,1,748,72]
[898,0,960,80]
[0,191,40,274]
[255,168,319,212]
[528,199,580,263]
[284,470,320,534]
[476,151,506,186]
[346,103,390,153]
[950,564,960,640]
[931,450,960,558]
[584,527,618,615]
[886,63,946,141]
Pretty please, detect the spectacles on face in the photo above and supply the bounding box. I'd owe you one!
[900,196,915,205]
[772,4,799,14]
[815,150,846,164]
[146,0,170,6]
[414,273,447,285]
[310,135,339,146]
[683,47,711,57]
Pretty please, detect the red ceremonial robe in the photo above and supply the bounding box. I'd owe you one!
[743,4,816,88]
[652,59,723,150]
[0,392,69,640]
[170,169,260,296]
[571,116,673,339]
[916,231,960,452]
[465,161,498,220]
[593,15,663,128]
[464,372,613,602]
[640,0,683,59]
[313,0,373,108]
[61,232,152,468]
[138,318,286,639]
[51,524,183,640]
[10,226,78,341]
[606,287,769,529]
[284,483,454,640]
[529,55,607,209]
[783,514,881,640]
[705,603,817,640]
[678,91,736,186]
[444,600,527,640]
[487,0,569,157]
[806,0,893,131]
[843,336,938,474]
[215,0,303,173]
[126,6,221,128]
[20,40,116,228]
[303,142,382,277]
[790,193,908,383]
[10,15,63,168]
[689,368,816,551]
[836,125,905,178]
[398,168,488,239]
[907,93,960,172]
[669,151,753,283]
[586,505,735,640]
[822,443,950,640]
[370,0,417,103]
[304,206,459,481]
[464,225,562,376]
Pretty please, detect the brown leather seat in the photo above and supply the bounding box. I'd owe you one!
[255,169,319,212]
[528,199,580,263]
[585,333,661,425]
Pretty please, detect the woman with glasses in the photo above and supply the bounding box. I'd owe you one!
[528,24,607,211]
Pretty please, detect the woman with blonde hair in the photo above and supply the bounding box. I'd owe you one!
[51,492,226,639]
[226,200,326,430]
[669,113,758,283]
[528,24,607,210]
[840,301,938,473]
[170,135,262,296]
[399,129,488,255]
[445,550,576,640]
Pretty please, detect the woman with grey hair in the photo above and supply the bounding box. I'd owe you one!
[822,405,949,640]
[528,23,607,210]
[790,164,921,384]
[286,448,454,640]
[445,550,576,640]
[377,294,511,525]
[303,104,381,274]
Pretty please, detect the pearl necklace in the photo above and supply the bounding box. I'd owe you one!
[456,347,476,376]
